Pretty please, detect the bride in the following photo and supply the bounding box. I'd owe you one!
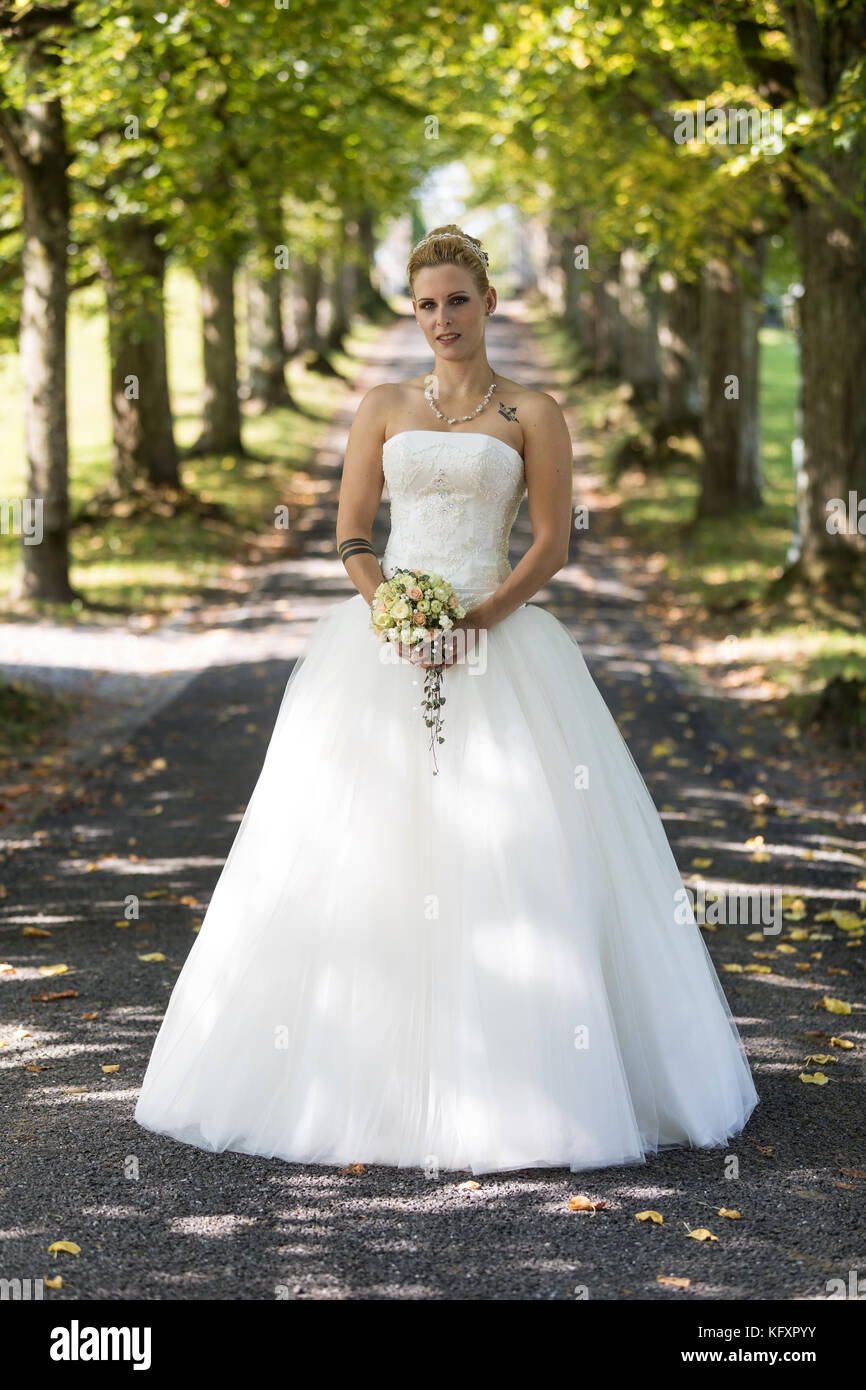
[135,224,759,1175]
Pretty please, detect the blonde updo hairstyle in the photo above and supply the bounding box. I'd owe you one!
[407,224,490,297]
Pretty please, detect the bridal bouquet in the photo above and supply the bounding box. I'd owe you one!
[370,569,466,774]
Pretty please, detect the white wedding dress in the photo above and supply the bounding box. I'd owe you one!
[135,428,759,1174]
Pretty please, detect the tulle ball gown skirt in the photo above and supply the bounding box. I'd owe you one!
[134,594,759,1175]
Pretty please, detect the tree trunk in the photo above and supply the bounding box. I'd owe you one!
[325,245,352,352]
[657,271,702,435]
[102,218,179,488]
[696,240,765,516]
[619,247,660,403]
[785,178,866,578]
[354,208,395,321]
[294,256,340,374]
[0,78,74,601]
[736,242,765,506]
[743,1,866,590]
[588,255,622,376]
[189,260,243,456]
[296,258,323,353]
[246,260,294,410]
[558,224,590,343]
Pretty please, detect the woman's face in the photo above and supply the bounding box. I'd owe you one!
[411,265,495,359]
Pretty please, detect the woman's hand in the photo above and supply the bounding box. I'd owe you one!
[395,639,422,665]
[443,618,487,667]
[405,615,487,669]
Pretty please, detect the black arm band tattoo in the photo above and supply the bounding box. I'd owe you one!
[340,543,376,563]
[338,536,373,554]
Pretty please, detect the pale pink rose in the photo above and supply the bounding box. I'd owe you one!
[413,611,426,625]
[407,585,423,601]
[448,593,458,608]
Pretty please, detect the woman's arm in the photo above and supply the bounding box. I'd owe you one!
[335,385,392,606]
[462,391,573,632]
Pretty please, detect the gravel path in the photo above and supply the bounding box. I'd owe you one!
[1,309,864,1302]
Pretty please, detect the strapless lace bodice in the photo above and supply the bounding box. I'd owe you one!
[380,430,526,610]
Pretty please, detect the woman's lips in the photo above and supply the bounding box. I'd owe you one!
[437,333,460,342]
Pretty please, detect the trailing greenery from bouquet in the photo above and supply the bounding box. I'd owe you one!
[370,569,466,774]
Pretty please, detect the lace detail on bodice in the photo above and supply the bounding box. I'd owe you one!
[380,430,526,610]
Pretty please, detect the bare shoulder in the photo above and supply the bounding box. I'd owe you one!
[355,381,405,418]
[494,379,569,447]
[355,378,425,421]
[519,388,568,428]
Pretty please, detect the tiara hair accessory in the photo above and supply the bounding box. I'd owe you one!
[410,232,489,266]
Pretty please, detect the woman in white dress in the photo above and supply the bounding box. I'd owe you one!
[135,225,759,1175]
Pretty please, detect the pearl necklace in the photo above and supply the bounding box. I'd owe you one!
[424,374,496,425]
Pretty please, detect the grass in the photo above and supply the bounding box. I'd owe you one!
[0,677,80,778]
[532,308,866,709]
[0,268,379,616]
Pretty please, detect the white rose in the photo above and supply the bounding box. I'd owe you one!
[391,599,411,620]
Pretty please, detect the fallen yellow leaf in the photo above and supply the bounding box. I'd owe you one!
[799,1071,829,1085]
[687,1228,719,1242]
[568,1194,606,1212]
[635,1210,664,1223]
[38,964,69,977]
[48,1241,80,1258]
[817,996,851,1015]
[101,1064,120,1074]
